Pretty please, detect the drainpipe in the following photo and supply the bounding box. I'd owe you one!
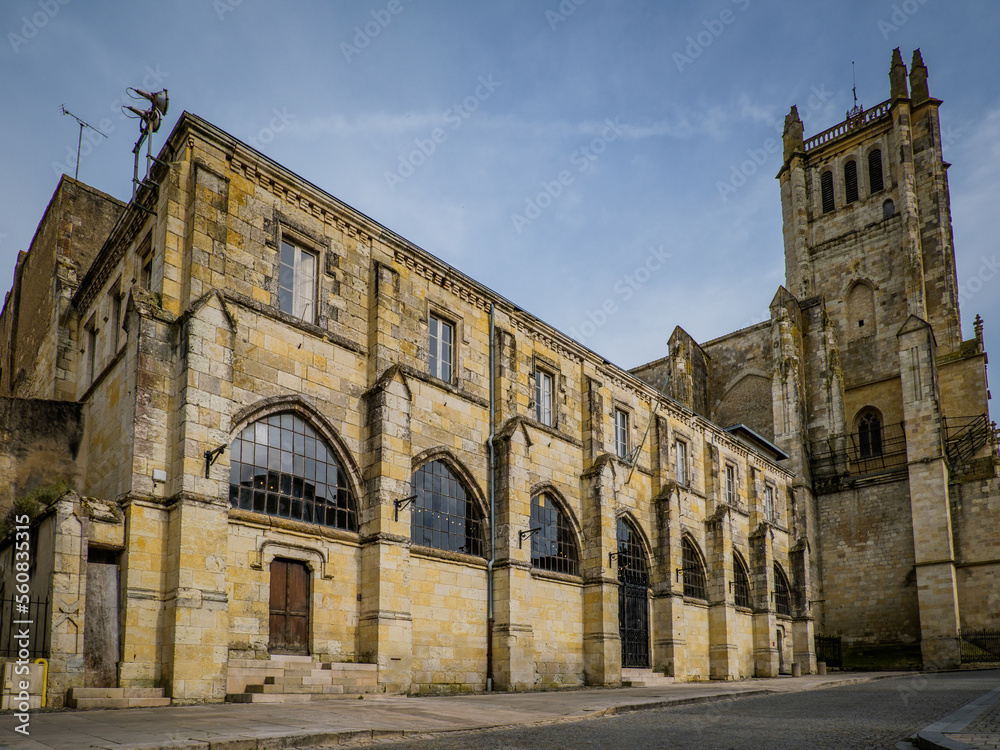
[487,302,496,691]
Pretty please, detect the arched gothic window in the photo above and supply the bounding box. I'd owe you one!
[733,552,752,609]
[530,493,579,575]
[858,411,883,459]
[229,412,357,531]
[774,564,792,616]
[411,460,485,556]
[681,536,708,600]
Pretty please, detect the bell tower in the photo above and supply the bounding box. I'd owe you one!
[777,48,961,364]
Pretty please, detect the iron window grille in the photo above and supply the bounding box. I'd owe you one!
[411,460,484,556]
[733,554,752,609]
[229,412,358,531]
[764,484,776,523]
[681,537,707,600]
[725,464,737,505]
[616,517,650,668]
[279,240,317,322]
[774,564,792,616]
[530,493,579,575]
[429,314,454,382]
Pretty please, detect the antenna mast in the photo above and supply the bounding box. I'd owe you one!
[60,105,108,181]
[847,61,863,120]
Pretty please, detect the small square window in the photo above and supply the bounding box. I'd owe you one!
[429,313,454,382]
[279,240,318,322]
[725,464,737,505]
[675,440,688,485]
[535,368,553,426]
[614,409,629,460]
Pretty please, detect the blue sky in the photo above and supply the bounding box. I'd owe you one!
[2,1,998,378]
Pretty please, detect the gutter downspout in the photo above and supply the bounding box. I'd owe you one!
[487,302,495,691]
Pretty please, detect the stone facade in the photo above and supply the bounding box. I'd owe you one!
[0,48,995,705]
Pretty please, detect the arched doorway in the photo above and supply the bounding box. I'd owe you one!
[616,517,650,668]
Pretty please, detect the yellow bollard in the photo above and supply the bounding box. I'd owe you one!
[33,659,48,708]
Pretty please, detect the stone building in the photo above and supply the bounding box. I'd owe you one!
[0,49,995,706]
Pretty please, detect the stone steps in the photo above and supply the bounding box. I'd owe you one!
[226,657,379,703]
[621,668,675,687]
[65,686,171,709]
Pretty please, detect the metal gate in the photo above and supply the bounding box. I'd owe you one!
[617,518,650,668]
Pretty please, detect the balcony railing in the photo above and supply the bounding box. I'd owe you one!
[804,100,892,152]
[810,421,908,490]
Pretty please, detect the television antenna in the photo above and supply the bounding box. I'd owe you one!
[60,105,108,181]
[122,87,169,200]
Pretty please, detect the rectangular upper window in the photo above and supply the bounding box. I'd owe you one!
[429,313,454,382]
[765,484,776,522]
[110,287,123,353]
[279,240,317,322]
[614,409,629,460]
[725,464,736,505]
[675,440,688,485]
[86,319,98,385]
[535,368,553,426]
[139,235,153,289]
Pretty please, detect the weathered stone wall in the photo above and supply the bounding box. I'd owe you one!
[409,554,488,692]
[702,322,775,440]
[0,397,83,512]
[950,476,1000,629]
[530,576,584,687]
[815,480,921,651]
[682,602,710,679]
[0,177,122,399]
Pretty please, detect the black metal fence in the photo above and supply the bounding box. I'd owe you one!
[960,629,1000,664]
[0,597,50,659]
[814,635,842,669]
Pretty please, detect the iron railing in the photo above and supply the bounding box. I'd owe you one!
[0,597,49,659]
[944,415,993,467]
[814,635,842,670]
[960,629,1000,664]
[810,421,908,487]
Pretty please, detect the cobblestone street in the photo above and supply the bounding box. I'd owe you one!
[338,671,1000,750]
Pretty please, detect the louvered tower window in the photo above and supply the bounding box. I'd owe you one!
[844,160,859,203]
[821,171,835,213]
[868,149,884,193]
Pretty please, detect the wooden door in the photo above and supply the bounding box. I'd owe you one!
[269,559,310,653]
